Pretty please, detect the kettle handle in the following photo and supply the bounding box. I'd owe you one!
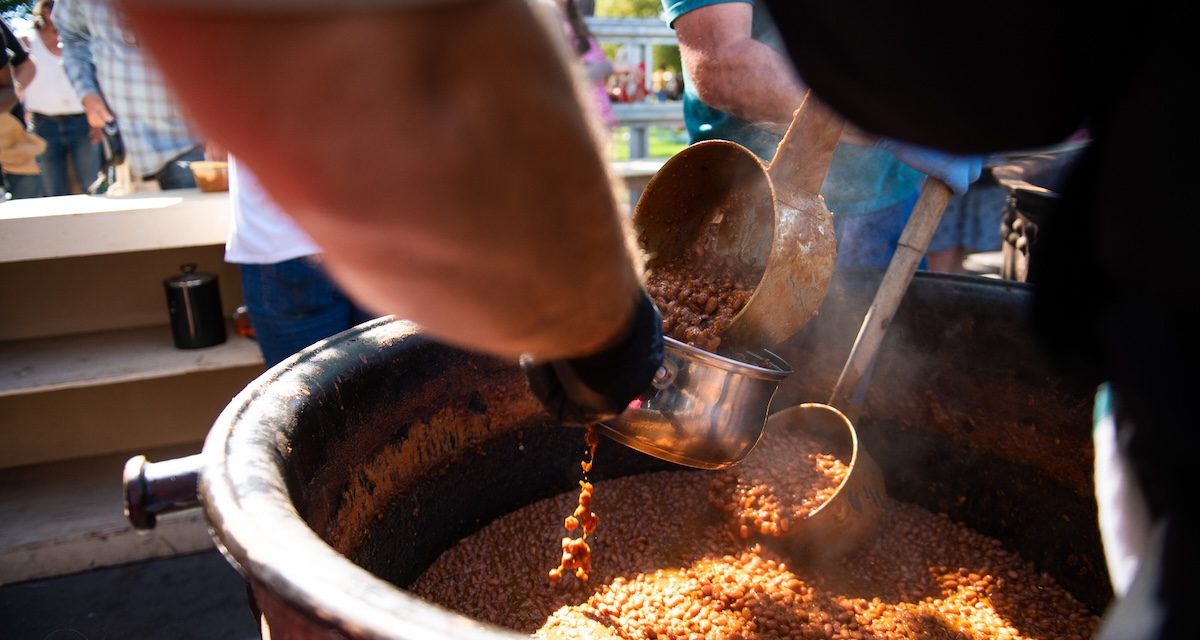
[123,454,202,529]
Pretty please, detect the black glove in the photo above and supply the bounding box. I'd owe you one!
[521,289,664,426]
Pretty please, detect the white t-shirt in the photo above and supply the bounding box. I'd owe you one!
[225,156,321,264]
[19,28,85,116]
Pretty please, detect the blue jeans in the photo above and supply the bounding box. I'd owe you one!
[32,113,101,196]
[238,257,376,368]
[928,175,1008,254]
[831,192,926,271]
[147,147,204,190]
[3,173,44,199]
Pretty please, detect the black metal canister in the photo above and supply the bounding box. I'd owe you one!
[163,263,227,349]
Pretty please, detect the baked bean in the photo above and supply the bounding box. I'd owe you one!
[413,442,1097,640]
[646,255,759,351]
[548,427,601,586]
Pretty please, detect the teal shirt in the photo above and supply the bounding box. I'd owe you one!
[661,0,924,216]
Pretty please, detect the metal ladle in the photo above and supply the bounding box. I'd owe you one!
[773,178,955,562]
[632,94,845,354]
[827,178,954,413]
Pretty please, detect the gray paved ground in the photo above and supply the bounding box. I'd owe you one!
[0,550,259,640]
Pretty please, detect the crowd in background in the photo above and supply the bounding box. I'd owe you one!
[1,0,209,200]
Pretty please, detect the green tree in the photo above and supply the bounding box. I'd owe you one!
[596,0,661,18]
[1,0,33,23]
[595,0,680,73]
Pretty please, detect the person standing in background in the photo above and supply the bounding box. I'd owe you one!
[925,168,1009,273]
[651,63,666,101]
[54,0,204,190]
[661,65,679,100]
[555,0,616,136]
[1,19,42,199]
[19,0,100,197]
[227,156,378,368]
[928,138,1087,274]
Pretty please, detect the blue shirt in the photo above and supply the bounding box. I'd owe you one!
[55,0,200,177]
[661,0,924,216]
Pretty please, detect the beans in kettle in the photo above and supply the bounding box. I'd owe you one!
[411,441,1097,640]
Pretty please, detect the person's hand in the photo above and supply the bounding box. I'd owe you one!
[81,93,114,129]
[876,138,985,195]
[521,290,664,426]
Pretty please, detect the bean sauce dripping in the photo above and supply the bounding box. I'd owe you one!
[548,426,601,585]
[551,226,759,584]
[549,219,760,585]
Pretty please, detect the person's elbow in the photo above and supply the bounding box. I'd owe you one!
[9,59,34,89]
[687,57,740,112]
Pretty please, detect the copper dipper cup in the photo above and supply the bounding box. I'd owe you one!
[633,93,844,354]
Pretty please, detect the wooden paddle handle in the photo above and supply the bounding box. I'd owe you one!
[768,94,844,202]
[829,179,954,407]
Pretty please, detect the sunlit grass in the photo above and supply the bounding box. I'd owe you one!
[608,125,689,161]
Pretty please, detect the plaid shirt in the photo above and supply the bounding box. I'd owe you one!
[54,0,200,177]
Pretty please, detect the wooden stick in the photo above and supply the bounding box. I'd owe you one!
[829,179,953,410]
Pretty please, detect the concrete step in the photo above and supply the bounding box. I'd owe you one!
[0,443,214,586]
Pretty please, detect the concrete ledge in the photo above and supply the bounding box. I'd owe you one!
[611,156,668,210]
[0,190,232,264]
[0,444,215,585]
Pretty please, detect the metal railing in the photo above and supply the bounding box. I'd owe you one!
[587,17,684,159]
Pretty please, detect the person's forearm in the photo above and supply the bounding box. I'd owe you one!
[688,39,881,147]
[13,60,35,90]
[120,0,641,361]
[684,37,806,130]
